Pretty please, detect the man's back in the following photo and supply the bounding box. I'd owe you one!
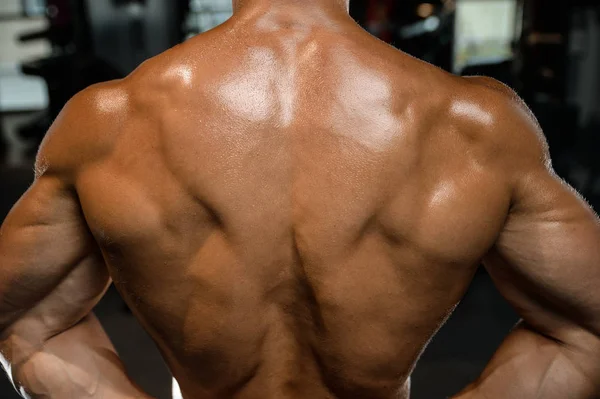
[74,7,510,398]
[2,2,599,399]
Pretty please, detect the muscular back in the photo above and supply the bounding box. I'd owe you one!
[65,13,510,398]
[7,5,597,399]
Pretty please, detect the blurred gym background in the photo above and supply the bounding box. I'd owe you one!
[0,0,599,398]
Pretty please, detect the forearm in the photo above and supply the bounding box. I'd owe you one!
[453,323,600,399]
[1,314,153,399]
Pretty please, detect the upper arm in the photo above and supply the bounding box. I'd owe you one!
[481,82,600,344]
[0,86,115,342]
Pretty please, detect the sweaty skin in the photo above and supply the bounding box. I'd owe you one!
[1,0,600,398]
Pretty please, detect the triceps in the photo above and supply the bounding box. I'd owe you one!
[0,174,109,349]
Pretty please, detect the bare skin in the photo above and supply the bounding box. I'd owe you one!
[1,0,599,398]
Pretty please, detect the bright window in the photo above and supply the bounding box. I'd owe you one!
[454,0,517,73]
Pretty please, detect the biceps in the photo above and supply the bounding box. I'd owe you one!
[0,176,108,332]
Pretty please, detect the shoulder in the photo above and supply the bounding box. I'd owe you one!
[36,79,131,180]
[35,40,209,180]
[458,76,546,143]
[126,38,211,91]
[448,76,551,173]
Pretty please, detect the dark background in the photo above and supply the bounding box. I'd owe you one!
[0,0,598,398]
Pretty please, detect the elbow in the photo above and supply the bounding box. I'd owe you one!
[0,299,26,339]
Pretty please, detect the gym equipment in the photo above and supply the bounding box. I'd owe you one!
[17,0,187,148]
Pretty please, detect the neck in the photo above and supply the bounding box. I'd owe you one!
[232,0,350,15]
